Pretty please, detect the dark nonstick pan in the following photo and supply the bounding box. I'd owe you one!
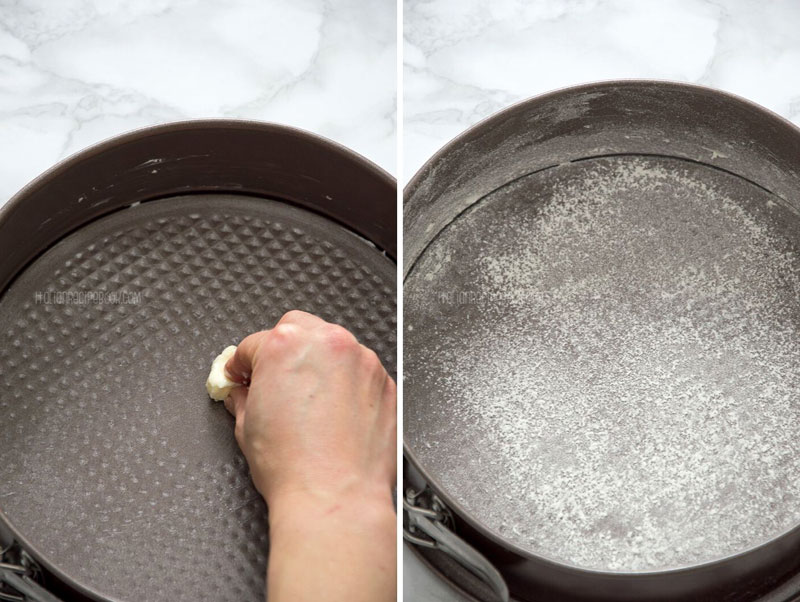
[0,121,396,602]
[403,81,800,602]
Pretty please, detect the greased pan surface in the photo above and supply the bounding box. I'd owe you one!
[0,122,396,602]
[403,82,800,601]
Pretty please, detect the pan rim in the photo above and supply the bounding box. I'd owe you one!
[0,118,396,260]
[403,78,800,218]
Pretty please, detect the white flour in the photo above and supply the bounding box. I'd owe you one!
[404,156,800,571]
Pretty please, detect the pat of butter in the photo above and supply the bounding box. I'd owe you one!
[206,345,239,401]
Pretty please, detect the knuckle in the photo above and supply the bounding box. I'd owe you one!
[270,323,299,346]
[260,324,301,359]
[362,347,383,371]
[322,324,357,350]
[278,309,308,325]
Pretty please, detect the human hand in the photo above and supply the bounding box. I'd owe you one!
[223,310,396,602]
[223,310,396,510]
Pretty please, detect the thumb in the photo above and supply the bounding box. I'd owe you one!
[223,385,248,419]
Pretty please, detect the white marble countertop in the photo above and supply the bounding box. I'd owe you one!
[404,0,800,183]
[0,0,396,207]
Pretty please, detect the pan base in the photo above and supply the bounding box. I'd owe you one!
[0,194,396,602]
[405,155,800,572]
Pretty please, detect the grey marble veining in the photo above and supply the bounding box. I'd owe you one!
[0,0,396,206]
[404,0,800,182]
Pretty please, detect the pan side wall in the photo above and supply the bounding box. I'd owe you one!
[404,81,800,275]
[0,122,397,294]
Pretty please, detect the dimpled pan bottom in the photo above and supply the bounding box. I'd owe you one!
[404,155,800,573]
[0,194,396,602]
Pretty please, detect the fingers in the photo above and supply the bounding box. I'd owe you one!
[382,374,396,404]
[383,375,398,484]
[226,311,329,381]
[226,331,265,382]
[223,385,247,419]
[358,344,388,387]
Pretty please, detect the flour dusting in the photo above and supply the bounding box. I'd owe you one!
[404,156,800,571]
